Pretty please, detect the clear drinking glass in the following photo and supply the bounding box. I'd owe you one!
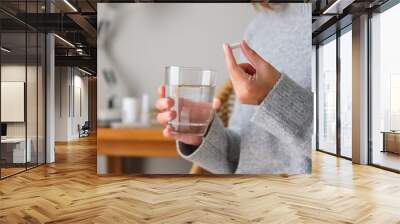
[165,66,216,136]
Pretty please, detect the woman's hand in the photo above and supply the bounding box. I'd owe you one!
[223,40,281,105]
[156,85,221,146]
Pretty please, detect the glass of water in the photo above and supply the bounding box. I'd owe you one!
[165,66,216,136]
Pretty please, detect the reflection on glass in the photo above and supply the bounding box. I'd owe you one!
[38,33,46,165]
[390,75,400,130]
[371,3,400,171]
[318,37,337,154]
[0,1,47,178]
[340,30,352,158]
[312,46,317,150]
[1,32,27,177]
[27,32,38,169]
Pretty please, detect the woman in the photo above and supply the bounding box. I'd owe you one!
[156,4,313,174]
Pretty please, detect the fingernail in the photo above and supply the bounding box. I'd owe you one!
[163,129,170,138]
[223,43,229,51]
[241,40,245,47]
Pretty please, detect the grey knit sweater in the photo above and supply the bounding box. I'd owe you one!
[177,4,313,174]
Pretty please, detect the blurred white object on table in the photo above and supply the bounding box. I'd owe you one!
[141,93,150,125]
[121,97,139,124]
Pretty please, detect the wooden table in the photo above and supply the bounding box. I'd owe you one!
[97,128,178,174]
[381,131,400,154]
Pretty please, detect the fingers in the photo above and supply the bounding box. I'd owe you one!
[163,126,174,138]
[158,85,165,98]
[223,43,238,71]
[238,63,256,76]
[157,110,176,126]
[212,98,221,111]
[240,40,265,68]
[156,86,177,126]
[155,97,174,111]
[223,43,249,84]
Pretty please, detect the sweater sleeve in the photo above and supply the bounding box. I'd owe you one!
[176,114,241,174]
[251,74,313,146]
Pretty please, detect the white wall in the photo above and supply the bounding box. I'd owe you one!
[98,3,258,120]
[55,67,69,141]
[72,74,89,138]
[55,67,89,141]
[1,65,38,138]
[1,63,46,163]
[1,66,26,131]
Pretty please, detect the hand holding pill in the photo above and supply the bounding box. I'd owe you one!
[223,40,281,105]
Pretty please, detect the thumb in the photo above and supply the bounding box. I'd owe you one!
[240,40,265,69]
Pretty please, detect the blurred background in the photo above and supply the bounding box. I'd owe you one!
[1,0,398,178]
[97,3,257,174]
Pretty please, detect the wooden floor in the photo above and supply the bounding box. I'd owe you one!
[1,136,400,223]
[1,167,26,178]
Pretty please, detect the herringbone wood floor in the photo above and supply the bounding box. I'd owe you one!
[1,136,400,224]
